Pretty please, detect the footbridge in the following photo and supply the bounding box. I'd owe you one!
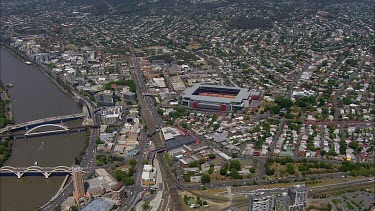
[0,124,96,139]
[25,124,69,136]
[0,113,86,134]
[0,166,92,179]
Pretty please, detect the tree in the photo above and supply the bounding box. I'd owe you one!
[327,150,338,156]
[286,164,296,175]
[128,167,136,177]
[123,177,134,186]
[208,154,216,159]
[211,114,218,122]
[220,167,227,176]
[208,167,214,174]
[343,97,352,105]
[142,202,150,211]
[95,137,104,145]
[349,142,359,149]
[339,140,347,155]
[115,170,127,181]
[265,165,275,176]
[201,173,211,184]
[275,96,293,109]
[213,123,220,131]
[198,158,206,165]
[271,105,281,114]
[157,108,164,115]
[142,159,148,164]
[322,60,328,66]
[229,168,243,179]
[249,167,256,173]
[129,159,137,166]
[230,160,241,171]
[183,174,191,182]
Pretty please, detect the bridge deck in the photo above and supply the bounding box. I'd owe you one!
[0,166,92,178]
[0,113,86,133]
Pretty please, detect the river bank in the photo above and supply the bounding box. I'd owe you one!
[0,83,13,125]
[1,43,70,94]
[0,46,87,211]
[0,83,13,166]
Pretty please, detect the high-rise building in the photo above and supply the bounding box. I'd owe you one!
[72,166,89,204]
[248,185,308,211]
[288,185,308,211]
[274,192,290,211]
[249,192,274,211]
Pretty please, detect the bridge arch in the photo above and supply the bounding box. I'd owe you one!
[25,166,44,172]
[52,166,71,172]
[0,166,16,172]
[54,166,70,169]
[0,165,90,179]
[25,124,69,136]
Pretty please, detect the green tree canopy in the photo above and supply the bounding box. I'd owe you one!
[201,173,211,184]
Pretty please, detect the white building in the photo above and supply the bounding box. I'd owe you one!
[249,192,274,211]
[101,106,123,125]
[288,185,308,211]
[141,164,156,186]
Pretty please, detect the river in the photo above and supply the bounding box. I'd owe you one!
[0,47,86,211]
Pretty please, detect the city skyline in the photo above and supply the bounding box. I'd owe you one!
[0,0,374,210]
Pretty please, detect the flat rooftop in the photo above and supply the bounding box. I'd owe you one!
[82,198,115,211]
[165,135,196,151]
[162,127,182,141]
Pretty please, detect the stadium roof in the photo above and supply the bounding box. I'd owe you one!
[182,84,251,104]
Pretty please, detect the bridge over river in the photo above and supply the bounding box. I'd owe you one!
[0,113,87,134]
[0,166,92,178]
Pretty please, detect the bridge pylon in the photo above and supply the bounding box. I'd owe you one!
[44,172,51,179]
[16,172,23,179]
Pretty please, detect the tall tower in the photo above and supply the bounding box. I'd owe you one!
[249,192,273,211]
[288,185,308,211]
[72,166,89,204]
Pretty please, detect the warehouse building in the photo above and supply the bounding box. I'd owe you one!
[161,127,196,150]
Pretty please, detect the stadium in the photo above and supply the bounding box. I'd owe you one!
[180,84,260,112]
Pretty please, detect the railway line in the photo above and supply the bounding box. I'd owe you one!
[129,45,251,209]
[130,46,185,210]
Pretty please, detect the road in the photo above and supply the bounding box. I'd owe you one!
[286,58,321,99]
[183,171,349,190]
[39,92,99,211]
[119,45,183,211]
[120,129,149,210]
[268,118,286,157]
